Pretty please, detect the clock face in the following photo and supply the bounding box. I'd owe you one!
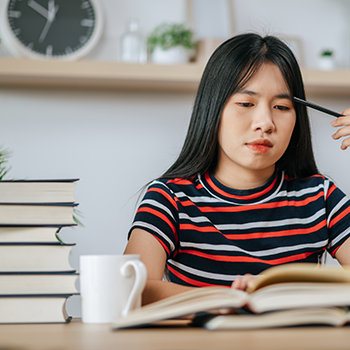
[2,0,103,60]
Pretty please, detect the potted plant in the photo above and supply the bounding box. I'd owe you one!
[147,23,197,64]
[318,49,335,70]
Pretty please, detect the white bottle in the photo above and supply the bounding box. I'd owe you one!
[121,19,143,63]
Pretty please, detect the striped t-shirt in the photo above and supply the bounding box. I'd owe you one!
[129,169,350,287]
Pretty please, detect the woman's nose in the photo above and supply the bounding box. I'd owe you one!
[251,107,275,133]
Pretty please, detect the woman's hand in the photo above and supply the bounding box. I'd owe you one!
[231,274,255,291]
[331,109,350,150]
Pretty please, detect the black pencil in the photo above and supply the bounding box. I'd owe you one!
[293,97,343,118]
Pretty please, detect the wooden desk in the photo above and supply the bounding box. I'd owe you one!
[0,318,349,350]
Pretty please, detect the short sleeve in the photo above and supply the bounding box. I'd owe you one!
[325,179,350,257]
[128,180,179,259]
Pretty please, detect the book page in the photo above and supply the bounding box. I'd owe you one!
[247,282,350,313]
[202,307,348,330]
[247,263,350,293]
[113,287,248,329]
[136,287,246,313]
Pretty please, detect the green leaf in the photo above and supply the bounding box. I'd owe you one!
[0,147,12,181]
[55,233,66,244]
[147,23,197,51]
[321,50,333,57]
[72,208,84,228]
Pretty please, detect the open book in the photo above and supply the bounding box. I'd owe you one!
[112,263,350,330]
[194,307,350,330]
[195,307,350,330]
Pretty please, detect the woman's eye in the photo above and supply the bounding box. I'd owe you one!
[274,105,290,111]
[237,102,253,107]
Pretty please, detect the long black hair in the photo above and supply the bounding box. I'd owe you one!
[159,33,318,180]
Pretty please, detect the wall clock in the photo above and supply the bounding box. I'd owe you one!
[0,0,103,60]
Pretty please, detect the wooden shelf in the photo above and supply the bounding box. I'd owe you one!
[301,69,350,95]
[0,57,204,91]
[1,57,350,94]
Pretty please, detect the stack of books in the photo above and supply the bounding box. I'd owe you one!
[0,179,79,324]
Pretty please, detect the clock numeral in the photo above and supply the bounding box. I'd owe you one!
[79,36,88,44]
[81,1,91,10]
[8,10,22,18]
[27,43,34,50]
[46,45,53,57]
[81,19,94,27]
[65,46,73,54]
[13,28,21,35]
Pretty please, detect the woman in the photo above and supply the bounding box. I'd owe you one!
[124,33,350,305]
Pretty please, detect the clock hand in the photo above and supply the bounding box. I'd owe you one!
[27,0,49,19]
[38,0,59,44]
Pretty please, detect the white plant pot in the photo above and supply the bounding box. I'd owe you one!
[317,56,336,70]
[151,46,189,64]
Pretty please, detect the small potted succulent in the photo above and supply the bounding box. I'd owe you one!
[147,23,197,64]
[318,49,335,70]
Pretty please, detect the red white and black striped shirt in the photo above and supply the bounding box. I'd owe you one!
[129,170,350,287]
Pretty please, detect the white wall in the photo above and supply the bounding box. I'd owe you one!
[0,0,350,316]
[0,87,194,315]
[232,0,350,69]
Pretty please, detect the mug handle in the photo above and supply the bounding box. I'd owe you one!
[120,260,147,317]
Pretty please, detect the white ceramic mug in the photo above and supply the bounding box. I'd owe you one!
[79,254,147,324]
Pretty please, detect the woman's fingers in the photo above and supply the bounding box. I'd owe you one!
[332,126,350,150]
[231,276,242,289]
[331,114,350,150]
[231,274,254,291]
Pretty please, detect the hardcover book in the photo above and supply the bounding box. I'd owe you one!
[0,243,75,272]
[0,179,78,203]
[0,295,73,324]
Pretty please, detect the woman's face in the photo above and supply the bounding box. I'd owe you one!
[214,62,296,189]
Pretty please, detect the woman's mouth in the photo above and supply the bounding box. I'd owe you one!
[246,139,273,153]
